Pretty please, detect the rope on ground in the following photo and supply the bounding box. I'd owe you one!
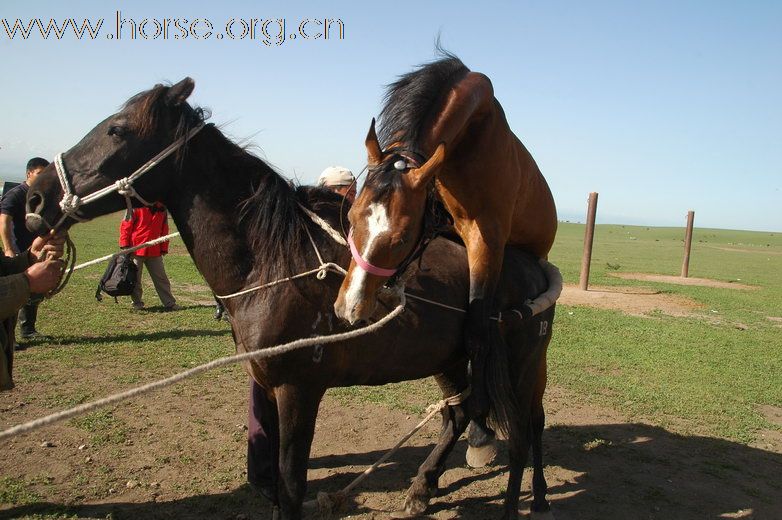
[0,292,406,442]
[73,232,181,271]
[304,388,471,516]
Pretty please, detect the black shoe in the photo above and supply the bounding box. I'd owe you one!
[14,342,27,351]
[19,330,41,341]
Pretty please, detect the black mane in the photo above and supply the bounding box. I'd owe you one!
[377,53,469,152]
[128,84,345,281]
[368,53,469,199]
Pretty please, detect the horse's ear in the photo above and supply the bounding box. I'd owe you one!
[365,118,383,166]
[166,77,195,106]
[410,143,446,189]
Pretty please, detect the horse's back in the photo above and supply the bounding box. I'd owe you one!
[497,246,550,308]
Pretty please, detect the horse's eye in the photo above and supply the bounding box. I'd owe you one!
[393,160,408,171]
[108,126,127,138]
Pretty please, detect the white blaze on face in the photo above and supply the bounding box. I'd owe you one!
[344,202,390,314]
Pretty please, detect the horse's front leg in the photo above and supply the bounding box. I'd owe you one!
[464,235,505,421]
[274,383,324,520]
[394,401,471,518]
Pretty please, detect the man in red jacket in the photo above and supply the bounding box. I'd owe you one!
[119,202,179,311]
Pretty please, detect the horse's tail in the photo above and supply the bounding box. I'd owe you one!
[485,328,523,440]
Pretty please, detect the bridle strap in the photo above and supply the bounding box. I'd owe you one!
[50,123,206,231]
[347,229,398,278]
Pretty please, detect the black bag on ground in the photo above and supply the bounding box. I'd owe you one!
[95,254,138,302]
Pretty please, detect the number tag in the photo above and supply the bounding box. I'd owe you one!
[539,320,549,336]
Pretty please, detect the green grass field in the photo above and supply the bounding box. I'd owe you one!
[7,214,782,445]
[549,222,782,441]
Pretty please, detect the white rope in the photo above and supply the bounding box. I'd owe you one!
[0,292,406,442]
[73,232,181,271]
[214,263,346,300]
[298,204,348,247]
[305,387,471,515]
[214,215,347,300]
[52,124,205,229]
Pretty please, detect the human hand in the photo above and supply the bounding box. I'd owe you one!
[31,231,67,261]
[24,258,64,294]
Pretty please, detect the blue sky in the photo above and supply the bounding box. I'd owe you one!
[1,0,780,231]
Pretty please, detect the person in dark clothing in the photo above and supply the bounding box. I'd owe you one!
[247,380,277,502]
[0,230,67,389]
[0,158,49,345]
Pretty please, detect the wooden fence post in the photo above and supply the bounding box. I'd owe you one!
[579,192,599,290]
[681,210,695,277]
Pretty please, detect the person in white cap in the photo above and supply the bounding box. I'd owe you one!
[317,166,356,203]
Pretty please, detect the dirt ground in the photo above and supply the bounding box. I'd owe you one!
[2,379,780,520]
[558,285,703,317]
[608,273,756,290]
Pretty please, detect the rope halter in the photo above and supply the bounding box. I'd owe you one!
[49,123,205,230]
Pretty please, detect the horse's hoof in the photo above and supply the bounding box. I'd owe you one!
[466,441,497,468]
[390,496,429,518]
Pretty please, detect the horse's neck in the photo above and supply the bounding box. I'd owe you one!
[162,141,267,296]
[161,131,347,299]
[164,193,251,297]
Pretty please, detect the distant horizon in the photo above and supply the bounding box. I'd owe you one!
[2,167,777,235]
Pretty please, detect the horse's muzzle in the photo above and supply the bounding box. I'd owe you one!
[334,294,376,326]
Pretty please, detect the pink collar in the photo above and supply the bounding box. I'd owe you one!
[348,229,398,278]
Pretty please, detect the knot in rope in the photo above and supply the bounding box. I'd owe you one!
[316,266,328,280]
[114,178,135,197]
[59,193,82,214]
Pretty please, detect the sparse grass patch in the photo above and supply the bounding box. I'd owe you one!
[70,410,128,447]
[0,476,41,505]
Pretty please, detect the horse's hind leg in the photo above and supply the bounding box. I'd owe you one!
[530,405,553,519]
[530,348,553,519]
[501,423,532,520]
[466,417,497,468]
[394,401,470,518]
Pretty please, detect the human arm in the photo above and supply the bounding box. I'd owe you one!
[0,252,33,319]
[0,272,29,320]
[0,230,66,318]
[119,213,134,248]
[0,214,17,257]
[30,231,66,261]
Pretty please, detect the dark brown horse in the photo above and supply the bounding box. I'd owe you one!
[25,79,554,519]
[333,54,558,419]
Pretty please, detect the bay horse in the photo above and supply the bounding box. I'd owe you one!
[24,78,555,519]
[333,54,557,419]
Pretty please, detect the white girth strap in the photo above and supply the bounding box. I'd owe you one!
[52,123,206,230]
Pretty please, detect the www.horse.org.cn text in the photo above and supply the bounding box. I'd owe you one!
[1,11,345,46]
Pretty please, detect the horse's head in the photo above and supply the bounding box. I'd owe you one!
[334,119,446,325]
[26,77,202,234]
